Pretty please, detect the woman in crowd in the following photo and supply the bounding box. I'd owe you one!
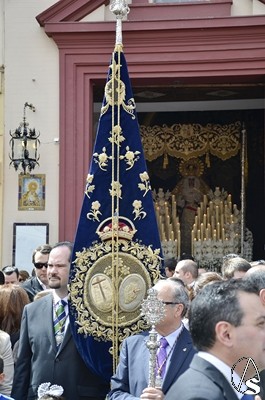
[0,284,29,363]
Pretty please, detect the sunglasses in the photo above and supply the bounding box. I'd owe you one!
[34,262,48,269]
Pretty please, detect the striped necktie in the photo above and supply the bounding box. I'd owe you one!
[54,299,67,349]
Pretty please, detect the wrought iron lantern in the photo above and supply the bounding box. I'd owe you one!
[9,102,40,175]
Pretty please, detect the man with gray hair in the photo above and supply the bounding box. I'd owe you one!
[108,278,196,400]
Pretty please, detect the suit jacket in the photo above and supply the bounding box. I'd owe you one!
[0,331,14,396]
[108,327,196,400]
[21,276,44,302]
[11,294,110,400]
[165,354,240,400]
[258,370,265,400]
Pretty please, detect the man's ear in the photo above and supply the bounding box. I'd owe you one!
[259,288,265,306]
[215,321,233,347]
[0,372,5,383]
[185,271,191,279]
[175,303,184,318]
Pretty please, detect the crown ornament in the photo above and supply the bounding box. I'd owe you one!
[96,216,137,242]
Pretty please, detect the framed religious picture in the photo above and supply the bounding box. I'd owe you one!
[18,174,45,211]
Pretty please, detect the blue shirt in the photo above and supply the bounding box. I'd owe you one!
[0,394,15,400]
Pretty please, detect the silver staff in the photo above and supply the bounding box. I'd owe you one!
[141,288,166,388]
[110,0,130,46]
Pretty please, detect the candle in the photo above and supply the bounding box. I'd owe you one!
[207,223,211,239]
[203,195,207,209]
[206,208,210,224]
[197,209,201,226]
[213,229,217,241]
[191,230,194,256]
[211,216,215,230]
[203,214,207,228]
[177,230,181,256]
[201,223,204,240]
[222,228,225,241]
[215,205,219,224]
[220,214,224,230]
[220,201,223,216]
[217,222,220,240]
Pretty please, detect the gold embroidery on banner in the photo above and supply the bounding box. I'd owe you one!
[101,59,136,119]
[86,201,102,222]
[84,174,95,199]
[70,217,162,343]
[109,181,122,199]
[119,146,141,170]
[93,147,112,171]
[109,125,125,146]
[132,200,146,220]
[138,172,151,197]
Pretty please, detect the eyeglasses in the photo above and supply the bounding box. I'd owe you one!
[34,262,48,269]
[161,301,180,306]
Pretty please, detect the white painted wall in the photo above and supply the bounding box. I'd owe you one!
[2,0,59,268]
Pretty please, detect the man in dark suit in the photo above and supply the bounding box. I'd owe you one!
[11,241,110,400]
[108,278,196,400]
[244,269,265,400]
[166,279,265,400]
[21,244,52,301]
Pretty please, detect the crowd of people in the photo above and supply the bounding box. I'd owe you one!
[0,243,265,400]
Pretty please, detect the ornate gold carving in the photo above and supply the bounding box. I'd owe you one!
[140,122,241,165]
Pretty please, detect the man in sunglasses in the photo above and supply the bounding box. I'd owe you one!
[21,244,52,301]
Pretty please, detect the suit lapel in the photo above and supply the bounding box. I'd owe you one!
[142,336,151,385]
[191,355,239,400]
[162,328,193,393]
[42,294,58,351]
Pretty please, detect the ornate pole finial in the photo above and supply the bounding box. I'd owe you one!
[141,288,166,388]
[110,0,130,46]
